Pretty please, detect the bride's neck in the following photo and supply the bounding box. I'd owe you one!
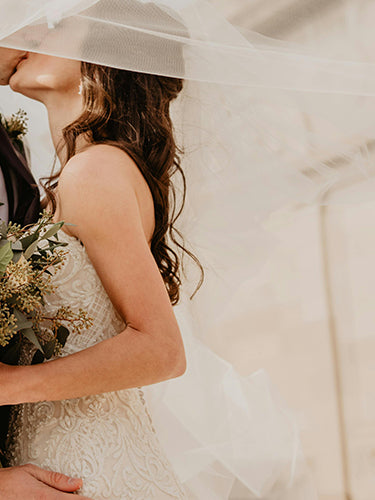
[44,92,88,165]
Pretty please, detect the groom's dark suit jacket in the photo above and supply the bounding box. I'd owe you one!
[0,124,40,225]
[0,123,40,463]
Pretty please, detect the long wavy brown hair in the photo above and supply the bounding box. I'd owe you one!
[41,63,203,305]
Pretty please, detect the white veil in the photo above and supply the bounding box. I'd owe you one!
[1,0,375,497]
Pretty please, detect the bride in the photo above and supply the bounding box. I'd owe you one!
[3,0,364,497]
[2,42,193,500]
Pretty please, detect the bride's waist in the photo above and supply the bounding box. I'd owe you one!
[13,385,149,433]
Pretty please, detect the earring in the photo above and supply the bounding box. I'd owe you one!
[78,82,83,96]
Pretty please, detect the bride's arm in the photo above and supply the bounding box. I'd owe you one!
[1,146,187,405]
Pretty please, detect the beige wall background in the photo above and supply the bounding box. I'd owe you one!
[209,1,375,499]
[1,2,374,498]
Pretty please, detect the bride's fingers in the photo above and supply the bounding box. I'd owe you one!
[22,463,83,492]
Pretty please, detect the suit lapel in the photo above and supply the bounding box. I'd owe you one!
[0,123,40,225]
[0,124,34,185]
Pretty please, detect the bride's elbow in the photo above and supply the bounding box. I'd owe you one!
[173,350,187,378]
[162,342,187,380]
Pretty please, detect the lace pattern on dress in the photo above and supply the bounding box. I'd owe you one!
[6,231,188,499]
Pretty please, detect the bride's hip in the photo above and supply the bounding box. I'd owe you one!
[7,390,188,500]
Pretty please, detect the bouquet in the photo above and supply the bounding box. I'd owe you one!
[0,210,92,365]
[0,108,28,156]
[0,110,93,465]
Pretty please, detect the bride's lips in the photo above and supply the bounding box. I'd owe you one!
[16,52,29,68]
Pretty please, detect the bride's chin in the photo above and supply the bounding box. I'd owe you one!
[9,72,39,100]
[9,72,25,94]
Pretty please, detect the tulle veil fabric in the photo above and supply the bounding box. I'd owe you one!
[1,0,375,497]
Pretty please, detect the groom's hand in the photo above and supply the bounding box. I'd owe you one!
[0,463,93,499]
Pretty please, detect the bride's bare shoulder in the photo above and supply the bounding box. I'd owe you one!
[56,144,154,239]
[57,145,141,213]
[60,144,139,185]
[57,143,150,207]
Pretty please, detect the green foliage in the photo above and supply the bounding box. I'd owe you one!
[0,109,28,155]
[0,242,13,275]
[0,211,93,364]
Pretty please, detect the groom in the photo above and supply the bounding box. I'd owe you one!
[0,49,40,225]
[0,47,91,499]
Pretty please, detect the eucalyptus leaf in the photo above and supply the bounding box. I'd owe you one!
[57,325,70,347]
[0,342,21,365]
[42,339,56,360]
[13,309,33,331]
[11,240,23,251]
[49,240,68,249]
[20,232,39,251]
[0,242,13,275]
[23,240,39,260]
[41,223,64,241]
[0,220,7,239]
[31,350,45,365]
[21,328,43,352]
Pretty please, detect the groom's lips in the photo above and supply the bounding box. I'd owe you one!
[16,52,29,68]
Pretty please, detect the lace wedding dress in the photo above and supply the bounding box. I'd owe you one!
[6,230,189,500]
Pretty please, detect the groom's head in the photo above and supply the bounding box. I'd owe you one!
[0,48,28,85]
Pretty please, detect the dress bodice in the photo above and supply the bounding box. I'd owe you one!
[7,230,188,499]
[43,230,126,354]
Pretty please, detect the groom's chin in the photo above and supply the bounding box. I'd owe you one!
[0,67,17,86]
